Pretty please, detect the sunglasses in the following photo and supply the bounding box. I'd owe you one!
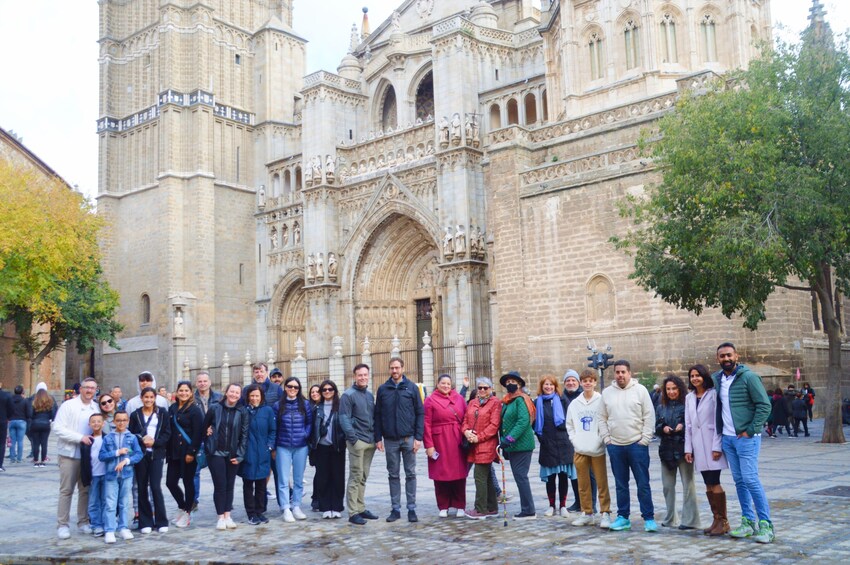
[477,386,490,390]
[285,384,300,390]
[321,388,334,393]
[100,399,114,405]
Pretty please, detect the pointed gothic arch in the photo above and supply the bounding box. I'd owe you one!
[269,270,307,360]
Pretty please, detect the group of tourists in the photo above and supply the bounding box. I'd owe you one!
[4,341,777,545]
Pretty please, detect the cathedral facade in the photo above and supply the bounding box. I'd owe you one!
[96,0,845,396]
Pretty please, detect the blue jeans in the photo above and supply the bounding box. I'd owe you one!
[87,475,106,531]
[722,434,770,523]
[276,446,309,510]
[607,442,654,520]
[193,463,201,504]
[8,420,27,461]
[384,437,417,511]
[104,476,133,533]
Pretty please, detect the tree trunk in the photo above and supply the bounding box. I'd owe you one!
[816,272,846,443]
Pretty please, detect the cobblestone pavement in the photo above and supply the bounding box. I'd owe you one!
[1,419,848,564]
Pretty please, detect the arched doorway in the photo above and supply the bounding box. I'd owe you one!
[271,276,307,361]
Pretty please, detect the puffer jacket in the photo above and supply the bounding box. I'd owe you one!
[712,364,771,437]
[463,395,501,464]
[656,400,686,468]
[500,394,535,453]
[274,397,313,448]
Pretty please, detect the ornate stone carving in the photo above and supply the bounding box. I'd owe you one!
[306,254,316,282]
[454,224,466,258]
[270,226,279,249]
[173,309,185,338]
[325,155,335,183]
[293,222,301,245]
[416,0,434,18]
[450,113,462,146]
[465,113,479,147]
[443,226,454,260]
[316,253,325,280]
[327,252,338,281]
[257,185,266,209]
[439,116,449,148]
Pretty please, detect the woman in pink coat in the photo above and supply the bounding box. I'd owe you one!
[424,374,469,518]
[684,364,730,536]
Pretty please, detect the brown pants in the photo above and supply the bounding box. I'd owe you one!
[574,452,611,514]
[57,455,90,528]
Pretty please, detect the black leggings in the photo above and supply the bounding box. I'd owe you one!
[546,472,569,507]
[208,455,238,515]
[166,458,198,513]
[31,430,50,462]
[701,470,721,486]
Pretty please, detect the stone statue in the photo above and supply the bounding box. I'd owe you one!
[311,156,322,182]
[316,253,325,280]
[475,226,485,258]
[450,113,462,145]
[349,23,359,53]
[173,310,185,338]
[391,10,401,31]
[304,162,313,186]
[306,254,316,281]
[439,116,449,146]
[280,224,289,247]
[328,252,338,280]
[465,114,479,146]
[454,224,466,256]
[257,185,266,208]
[325,155,335,181]
[443,226,454,259]
[270,227,279,249]
[293,222,301,245]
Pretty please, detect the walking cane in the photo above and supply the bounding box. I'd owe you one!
[498,447,508,527]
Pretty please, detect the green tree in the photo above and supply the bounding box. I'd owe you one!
[0,161,122,376]
[613,27,850,443]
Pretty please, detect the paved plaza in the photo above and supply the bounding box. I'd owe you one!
[1,420,848,564]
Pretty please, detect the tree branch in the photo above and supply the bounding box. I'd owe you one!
[779,283,812,292]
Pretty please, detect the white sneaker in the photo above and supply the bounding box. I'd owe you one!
[216,518,227,531]
[291,507,307,520]
[118,529,134,540]
[332,511,342,519]
[140,527,152,534]
[57,526,71,540]
[599,512,612,529]
[225,517,238,529]
[572,513,594,526]
[322,511,332,519]
[560,507,569,518]
[283,509,295,523]
[78,524,93,535]
[158,526,168,533]
[175,512,191,528]
[171,510,184,524]
[104,532,116,544]
[456,508,466,518]
[544,506,555,517]
[438,509,448,518]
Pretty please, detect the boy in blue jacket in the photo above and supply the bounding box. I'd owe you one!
[99,410,143,543]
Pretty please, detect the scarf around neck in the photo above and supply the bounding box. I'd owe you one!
[534,393,564,434]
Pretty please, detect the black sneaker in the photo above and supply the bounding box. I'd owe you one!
[514,512,537,520]
[360,510,378,520]
[247,516,261,526]
[386,510,401,522]
[407,510,418,523]
[258,513,269,524]
[566,502,581,513]
[348,514,367,525]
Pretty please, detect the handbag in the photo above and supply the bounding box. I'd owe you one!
[448,401,471,452]
[173,413,206,469]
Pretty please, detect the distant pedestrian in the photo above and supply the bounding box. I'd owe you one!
[499,371,537,520]
[770,389,791,436]
[534,373,574,518]
[599,361,657,533]
[166,381,204,529]
[29,388,56,467]
[53,377,100,539]
[339,364,378,525]
[100,410,143,543]
[8,385,28,463]
[792,393,810,437]
[374,357,425,523]
[800,382,816,422]
[129,387,171,534]
[0,384,12,471]
[463,377,501,520]
[274,377,313,523]
[684,364,729,536]
[714,342,774,543]
[423,374,468,518]
[656,375,700,530]
[204,383,249,530]
[240,383,276,525]
[309,380,346,519]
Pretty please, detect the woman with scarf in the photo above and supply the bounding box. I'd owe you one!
[499,371,537,519]
[656,374,700,530]
[535,373,575,517]
[424,374,469,518]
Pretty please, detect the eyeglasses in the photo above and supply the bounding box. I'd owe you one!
[477,386,490,390]
[321,388,334,393]
[100,399,114,406]
[285,385,300,390]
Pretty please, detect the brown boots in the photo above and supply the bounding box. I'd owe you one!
[704,491,730,536]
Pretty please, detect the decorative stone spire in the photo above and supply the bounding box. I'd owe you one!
[808,0,826,25]
[805,0,833,47]
[361,7,370,40]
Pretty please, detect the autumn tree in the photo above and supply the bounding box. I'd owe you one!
[614,25,849,442]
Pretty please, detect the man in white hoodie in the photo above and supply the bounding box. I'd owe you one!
[598,360,657,533]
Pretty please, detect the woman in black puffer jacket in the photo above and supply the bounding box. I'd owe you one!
[656,375,700,530]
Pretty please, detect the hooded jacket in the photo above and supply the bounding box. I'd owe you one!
[598,378,655,446]
[566,391,606,457]
[126,373,170,414]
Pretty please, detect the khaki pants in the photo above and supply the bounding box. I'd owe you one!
[57,455,90,529]
[574,452,611,514]
[660,458,701,528]
[346,440,375,516]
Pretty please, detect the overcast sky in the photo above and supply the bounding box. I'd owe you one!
[0,0,847,200]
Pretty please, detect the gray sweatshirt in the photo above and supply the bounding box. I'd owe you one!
[339,384,375,444]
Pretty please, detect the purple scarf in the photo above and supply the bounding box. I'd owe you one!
[534,393,564,434]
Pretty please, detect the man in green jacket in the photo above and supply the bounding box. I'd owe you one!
[712,342,774,544]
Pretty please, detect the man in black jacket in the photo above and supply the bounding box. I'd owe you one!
[0,384,13,471]
[374,357,424,523]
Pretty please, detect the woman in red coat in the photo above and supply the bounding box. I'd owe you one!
[424,374,469,518]
[462,376,502,519]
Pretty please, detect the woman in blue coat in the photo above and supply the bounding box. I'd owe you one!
[274,377,312,523]
[239,383,276,525]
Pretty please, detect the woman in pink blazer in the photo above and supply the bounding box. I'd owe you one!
[684,364,729,536]
[424,374,469,518]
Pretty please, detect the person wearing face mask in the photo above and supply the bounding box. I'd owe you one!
[463,377,502,519]
[562,370,596,514]
[499,371,537,520]
[423,374,469,518]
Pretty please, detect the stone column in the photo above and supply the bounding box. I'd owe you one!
[292,336,308,381]
[221,352,230,389]
[243,350,252,386]
[329,336,344,386]
[421,331,435,391]
[454,328,468,391]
